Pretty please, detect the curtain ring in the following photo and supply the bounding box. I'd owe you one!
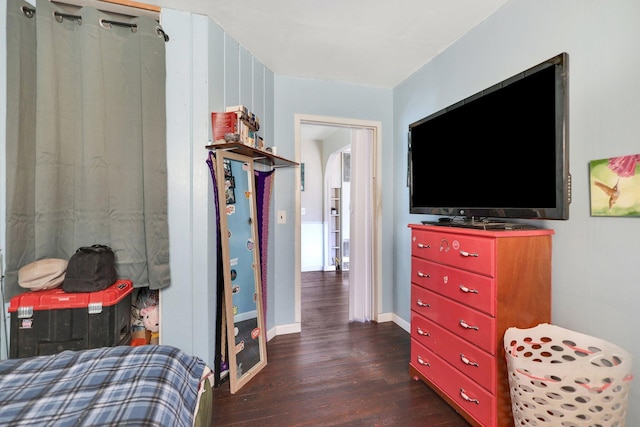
[100,19,138,33]
[21,6,35,18]
[156,27,170,42]
[54,11,82,25]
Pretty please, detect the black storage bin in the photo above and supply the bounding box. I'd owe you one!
[9,280,133,358]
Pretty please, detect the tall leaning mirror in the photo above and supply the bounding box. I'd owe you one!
[215,150,267,393]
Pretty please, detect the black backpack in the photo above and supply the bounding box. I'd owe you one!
[62,245,117,293]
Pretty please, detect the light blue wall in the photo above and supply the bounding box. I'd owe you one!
[300,139,324,223]
[393,0,640,422]
[161,10,217,366]
[160,9,275,367]
[272,77,394,325]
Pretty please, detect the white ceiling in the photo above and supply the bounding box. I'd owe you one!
[149,0,510,89]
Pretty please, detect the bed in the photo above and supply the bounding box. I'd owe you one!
[0,344,213,427]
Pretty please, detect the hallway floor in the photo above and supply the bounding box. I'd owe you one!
[211,271,471,426]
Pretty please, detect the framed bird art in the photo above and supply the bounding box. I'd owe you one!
[589,153,640,216]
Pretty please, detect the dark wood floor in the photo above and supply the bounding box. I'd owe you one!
[211,271,471,426]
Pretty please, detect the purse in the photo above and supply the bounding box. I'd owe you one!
[18,258,68,291]
[62,244,117,293]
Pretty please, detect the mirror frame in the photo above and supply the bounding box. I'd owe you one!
[215,150,268,393]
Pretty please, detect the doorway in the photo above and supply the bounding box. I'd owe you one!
[294,114,382,326]
[300,126,350,273]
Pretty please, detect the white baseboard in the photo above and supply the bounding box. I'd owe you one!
[376,312,410,333]
[392,313,410,333]
[267,322,301,341]
[376,312,393,323]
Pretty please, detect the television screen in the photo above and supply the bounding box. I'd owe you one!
[408,53,570,221]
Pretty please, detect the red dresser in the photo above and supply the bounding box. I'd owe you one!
[408,224,552,427]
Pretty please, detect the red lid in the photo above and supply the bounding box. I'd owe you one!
[9,279,133,312]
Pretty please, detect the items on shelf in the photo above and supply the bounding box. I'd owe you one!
[329,187,342,271]
[211,105,265,149]
[211,112,239,144]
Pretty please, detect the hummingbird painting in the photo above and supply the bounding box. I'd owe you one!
[593,178,621,209]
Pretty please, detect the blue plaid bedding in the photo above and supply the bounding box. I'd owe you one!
[0,345,208,426]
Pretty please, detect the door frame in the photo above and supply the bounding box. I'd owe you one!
[294,114,382,324]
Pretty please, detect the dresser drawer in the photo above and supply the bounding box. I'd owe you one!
[411,312,496,393]
[411,257,496,316]
[411,229,495,276]
[412,285,496,354]
[411,340,495,427]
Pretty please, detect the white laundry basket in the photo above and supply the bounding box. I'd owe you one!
[504,323,633,427]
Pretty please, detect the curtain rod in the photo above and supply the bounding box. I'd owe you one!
[49,0,160,20]
[100,0,159,13]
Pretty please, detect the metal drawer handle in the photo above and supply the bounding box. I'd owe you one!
[417,327,430,337]
[460,388,480,404]
[459,284,479,294]
[459,319,479,331]
[416,299,430,308]
[460,353,479,367]
[417,271,430,278]
[417,356,430,367]
[459,250,479,257]
[417,243,430,249]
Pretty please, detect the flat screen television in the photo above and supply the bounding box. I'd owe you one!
[408,53,570,221]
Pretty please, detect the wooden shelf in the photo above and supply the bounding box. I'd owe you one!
[328,187,342,269]
[205,142,298,168]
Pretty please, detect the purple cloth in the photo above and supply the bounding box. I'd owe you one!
[255,169,275,324]
[206,152,273,322]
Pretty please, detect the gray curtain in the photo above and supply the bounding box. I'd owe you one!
[5,0,170,300]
